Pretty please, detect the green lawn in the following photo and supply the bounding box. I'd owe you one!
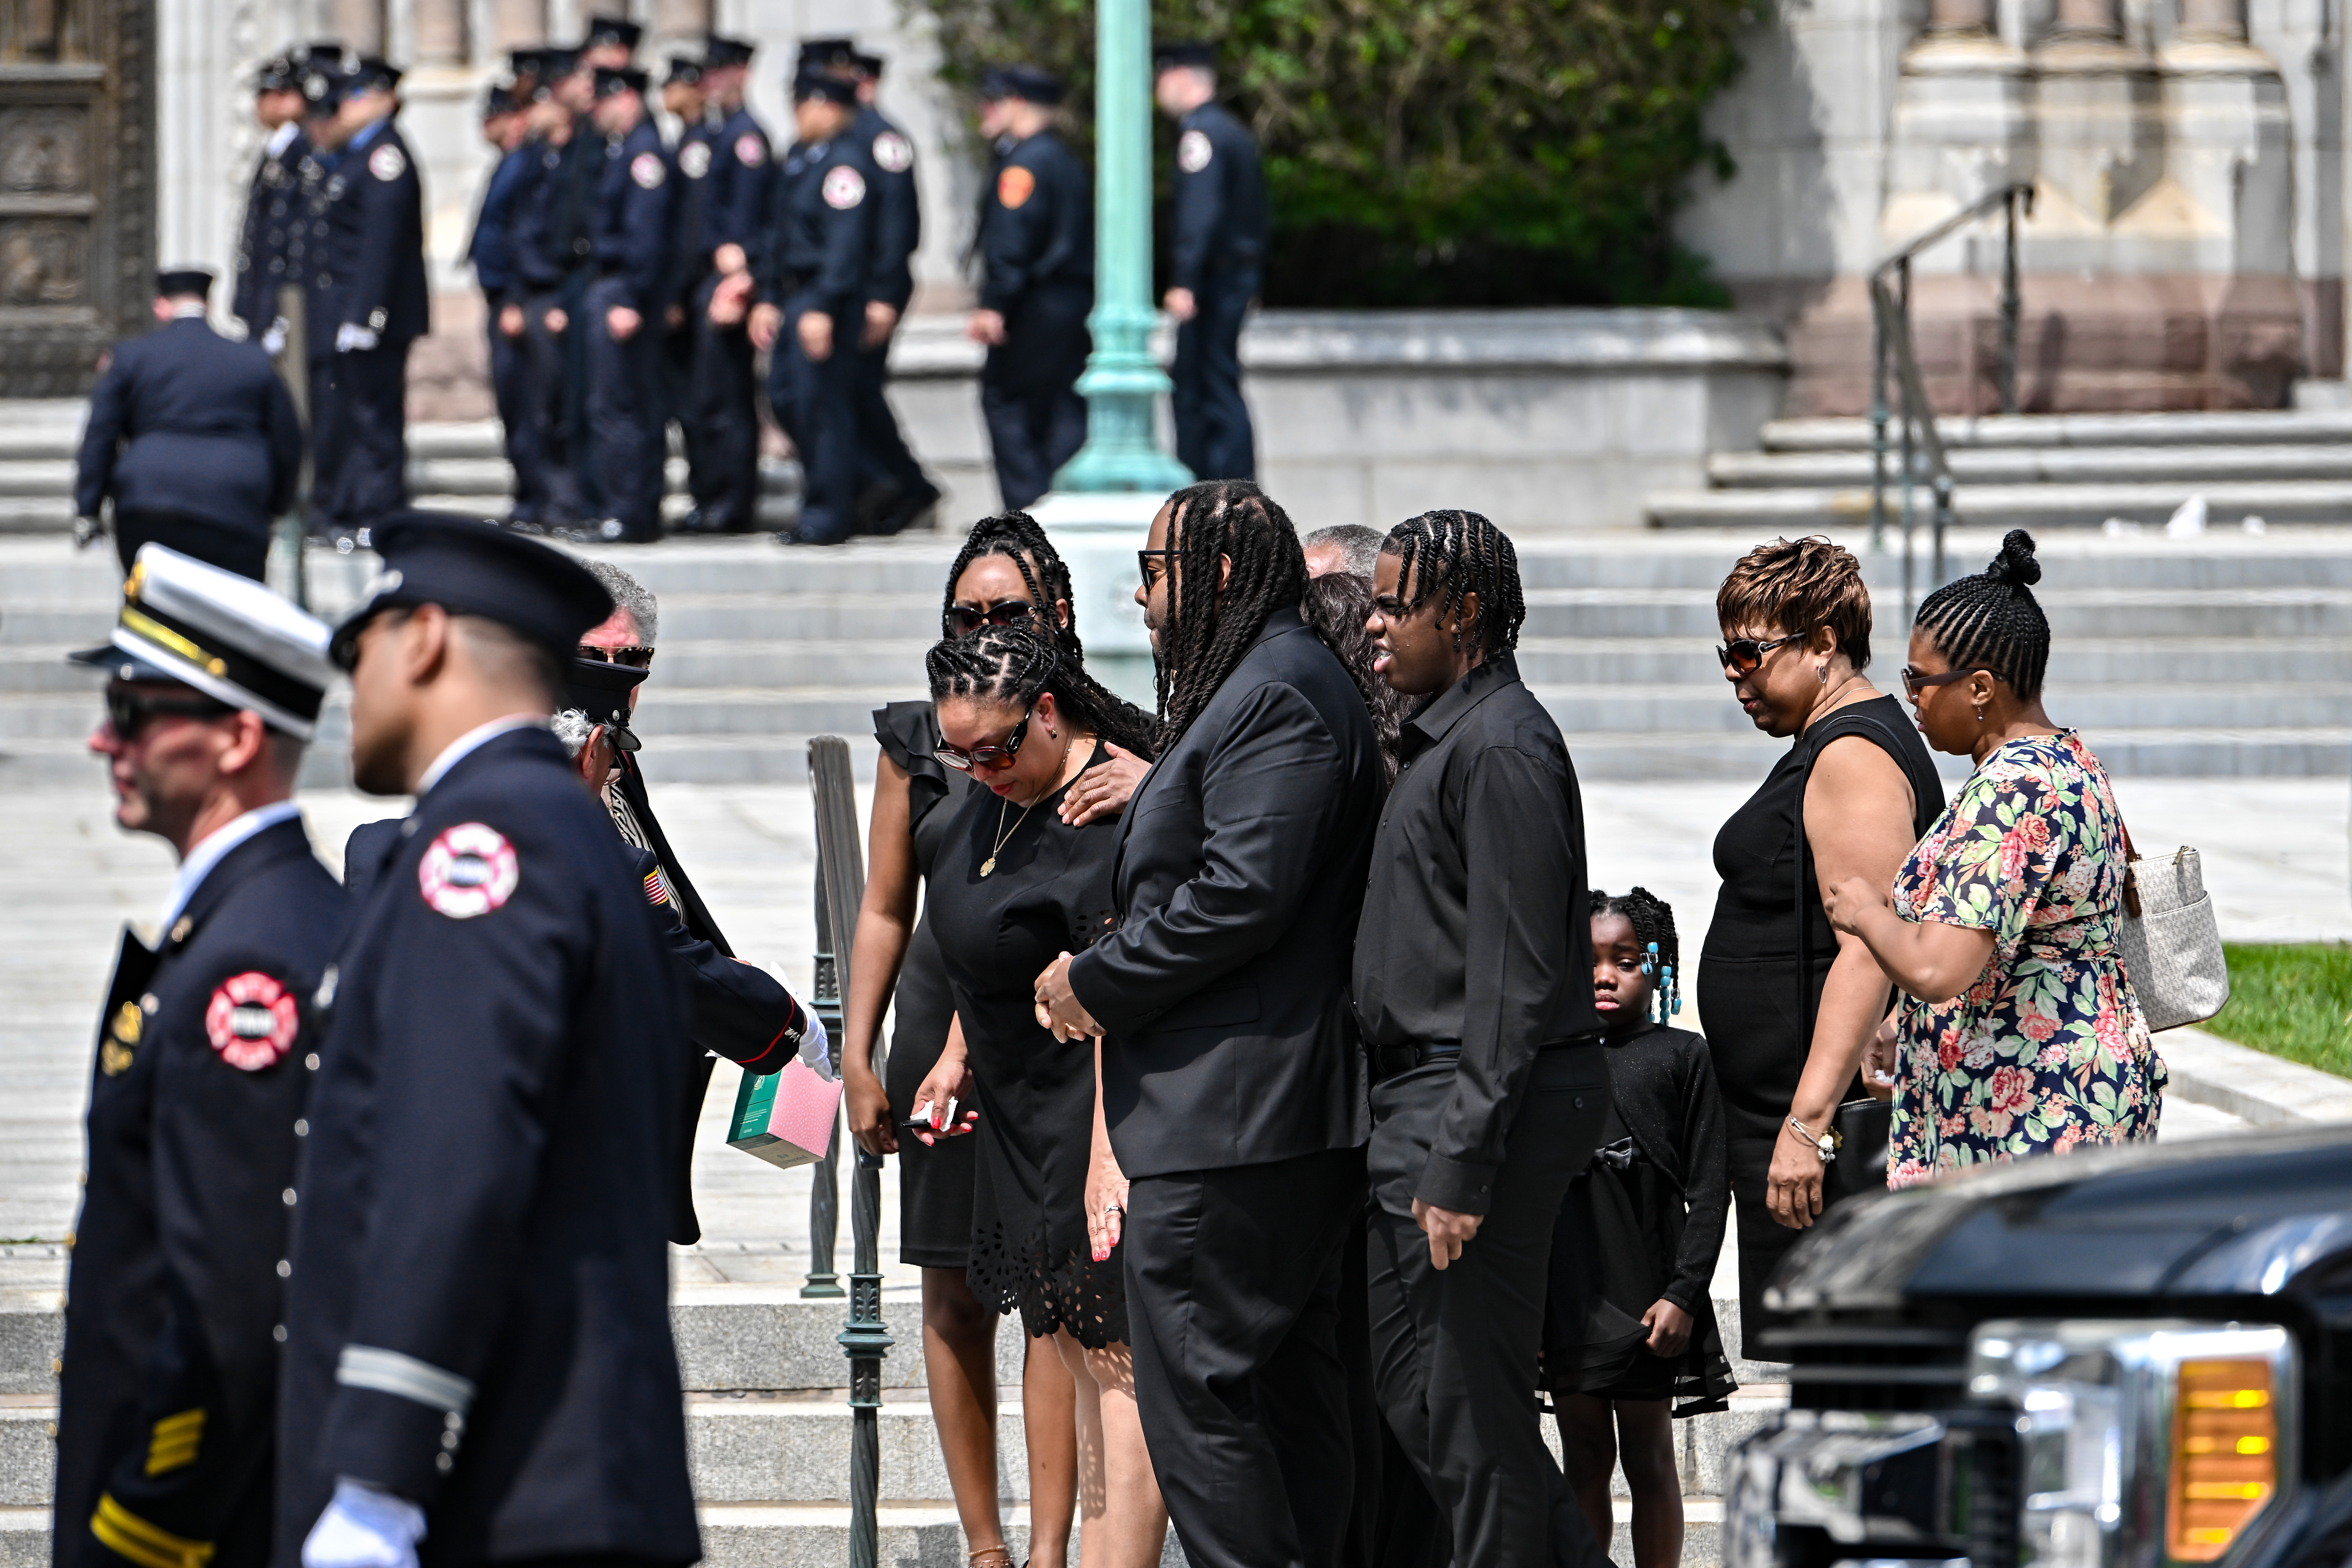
[2200,944,2352,1077]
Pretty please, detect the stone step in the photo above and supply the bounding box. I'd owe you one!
[1711,443,2352,490]
[0,1501,1728,1568]
[1645,480,2352,532]
[1759,408,2352,452]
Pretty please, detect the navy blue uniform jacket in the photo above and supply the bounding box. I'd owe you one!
[304,118,429,358]
[276,728,698,1567]
[850,106,919,313]
[74,317,303,534]
[466,145,533,309]
[591,119,673,314]
[1067,606,1383,1177]
[756,136,879,320]
[234,127,311,334]
[703,107,771,260]
[1168,102,1267,293]
[56,817,347,1568]
[979,130,1091,314]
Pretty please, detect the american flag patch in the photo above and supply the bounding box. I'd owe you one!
[644,869,672,907]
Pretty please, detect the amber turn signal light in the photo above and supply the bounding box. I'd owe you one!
[2169,1357,2278,1562]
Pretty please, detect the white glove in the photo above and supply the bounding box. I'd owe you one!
[302,1480,425,1568]
[261,318,288,357]
[335,323,380,353]
[796,1006,831,1080]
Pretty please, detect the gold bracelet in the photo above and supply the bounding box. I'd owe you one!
[1787,1116,1842,1166]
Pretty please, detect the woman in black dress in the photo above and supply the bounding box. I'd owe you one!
[913,623,1171,1568]
[1697,538,1943,1339]
[839,513,1148,1568]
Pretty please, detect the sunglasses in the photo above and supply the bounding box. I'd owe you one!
[934,706,1034,772]
[1715,630,1810,676]
[575,643,655,669]
[106,689,234,740]
[945,600,1037,637]
[1901,665,1976,699]
[1138,547,1180,589]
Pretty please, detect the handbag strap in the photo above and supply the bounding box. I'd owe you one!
[2111,790,2144,920]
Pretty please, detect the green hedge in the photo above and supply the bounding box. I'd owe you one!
[908,0,1754,308]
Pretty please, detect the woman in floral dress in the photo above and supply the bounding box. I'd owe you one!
[1826,530,2163,1184]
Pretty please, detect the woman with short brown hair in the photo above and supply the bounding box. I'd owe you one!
[1697,537,1944,1334]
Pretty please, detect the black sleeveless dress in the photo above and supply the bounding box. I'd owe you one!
[872,702,977,1269]
[1697,694,1942,1336]
[924,747,1129,1348]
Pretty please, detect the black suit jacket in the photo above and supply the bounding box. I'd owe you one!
[1068,606,1383,1177]
[58,817,346,1568]
[279,729,697,1567]
[74,318,303,535]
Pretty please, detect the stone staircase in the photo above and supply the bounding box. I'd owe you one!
[5,522,2348,787]
[0,1267,1777,1567]
[1644,408,2352,532]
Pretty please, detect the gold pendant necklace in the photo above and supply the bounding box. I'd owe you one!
[980,794,1037,878]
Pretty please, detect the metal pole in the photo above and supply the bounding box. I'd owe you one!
[1999,186,2022,417]
[809,737,890,1568]
[1051,0,1192,494]
[800,873,843,1300]
[1897,261,1918,625]
[272,283,312,608]
[1870,282,1890,556]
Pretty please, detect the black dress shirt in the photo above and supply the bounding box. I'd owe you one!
[1352,653,1600,1211]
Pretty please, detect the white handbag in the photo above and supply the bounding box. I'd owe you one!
[2112,831,2230,1032]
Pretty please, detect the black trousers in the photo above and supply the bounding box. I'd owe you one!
[1124,1144,1366,1568]
[766,300,859,543]
[521,292,587,524]
[981,284,1091,511]
[486,305,551,524]
[852,328,927,525]
[113,511,270,581]
[1365,1050,1614,1568]
[1172,267,1258,482]
[686,274,762,531]
[583,276,666,540]
[308,341,408,533]
[1728,1132,1805,1350]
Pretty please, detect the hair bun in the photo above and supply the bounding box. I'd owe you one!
[1988,529,2042,589]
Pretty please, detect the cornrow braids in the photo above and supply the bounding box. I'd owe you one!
[924,622,1159,760]
[1914,529,2051,700]
[1380,509,1527,656]
[1592,885,1682,1024]
[1154,479,1308,747]
[940,510,1158,754]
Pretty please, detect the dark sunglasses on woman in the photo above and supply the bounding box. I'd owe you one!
[934,706,1034,772]
[1900,665,1976,698]
[576,644,655,669]
[945,600,1037,637]
[106,689,234,740]
[1714,630,1810,676]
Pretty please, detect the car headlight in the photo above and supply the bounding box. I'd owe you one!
[1969,1319,2295,1568]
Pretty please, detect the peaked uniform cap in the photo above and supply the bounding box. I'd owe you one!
[565,657,649,750]
[71,545,337,739]
[1152,40,1218,71]
[330,512,615,670]
[980,64,1064,105]
[582,15,643,50]
[595,65,649,97]
[701,35,756,67]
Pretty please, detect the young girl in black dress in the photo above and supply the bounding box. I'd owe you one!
[1545,888,1737,1568]
[914,623,1171,1568]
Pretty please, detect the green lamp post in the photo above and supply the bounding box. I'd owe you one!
[1030,0,1193,704]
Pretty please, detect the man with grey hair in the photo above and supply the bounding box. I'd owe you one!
[1303,523,1384,580]
[571,556,803,1244]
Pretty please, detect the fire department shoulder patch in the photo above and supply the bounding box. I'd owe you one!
[205,972,299,1071]
[418,822,520,919]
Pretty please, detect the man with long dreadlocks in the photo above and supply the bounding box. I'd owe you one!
[1355,509,1614,1568]
[1033,478,1384,1568]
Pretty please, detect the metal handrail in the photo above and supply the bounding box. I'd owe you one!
[1868,180,2035,620]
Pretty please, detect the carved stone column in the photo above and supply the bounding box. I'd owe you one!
[413,0,466,63]
[490,0,547,48]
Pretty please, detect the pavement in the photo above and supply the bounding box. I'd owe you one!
[7,769,2332,1304]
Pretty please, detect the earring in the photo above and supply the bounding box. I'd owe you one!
[1817,664,1828,685]
[1975,705,1985,723]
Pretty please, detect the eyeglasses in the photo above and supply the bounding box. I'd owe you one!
[934,706,1034,772]
[576,643,655,668]
[945,600,1037,637]
[1901,665,1976,699]
[1715,630,1810,676]
[105,689,234,740]
[1138,547,1180,589]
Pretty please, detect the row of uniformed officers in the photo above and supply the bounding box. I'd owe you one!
[57,520,816,1568]
[230,24,1270,548]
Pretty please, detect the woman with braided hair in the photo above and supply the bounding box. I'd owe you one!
[911,621,1168,1568]
[839,510,1148,1568]
[1826,530,2162,1183]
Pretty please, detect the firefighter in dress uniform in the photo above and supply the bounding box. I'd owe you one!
[231,54,310,343]
[684,34,770,536]
[466,79,550,527]
[966,66,1093,513]
[53,546,346,1568]
[1154,41,1268,482]
[658,55,716,507]
[749,67,879,547]
[581,66,672,543]
[508,53,591,530]
[277,513,699,1568]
